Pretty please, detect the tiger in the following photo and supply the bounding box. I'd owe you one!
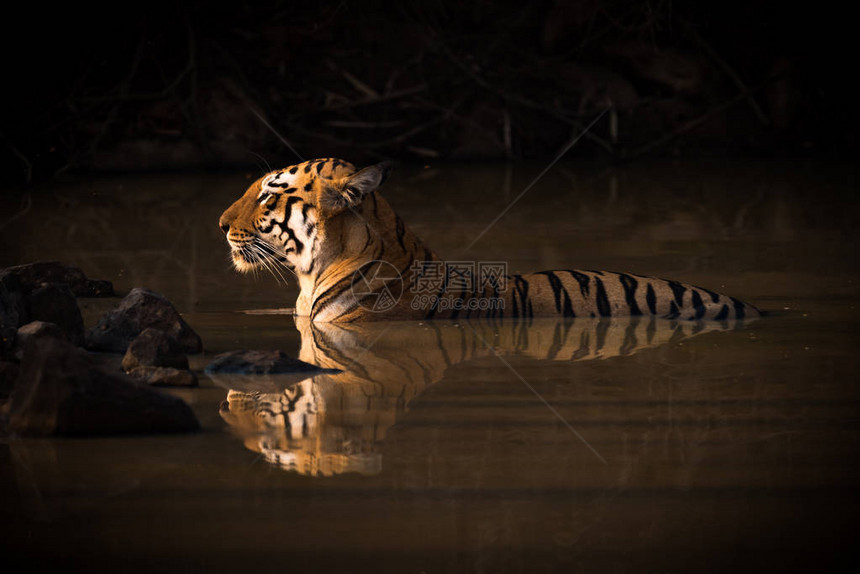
[218,158,761,323]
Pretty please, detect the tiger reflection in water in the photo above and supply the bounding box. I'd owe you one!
[219,378,380,476]
[217,316,749,477]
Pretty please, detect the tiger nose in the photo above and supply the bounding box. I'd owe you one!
[218,214,231,235]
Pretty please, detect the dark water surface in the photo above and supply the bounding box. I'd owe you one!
[1,160,858,573]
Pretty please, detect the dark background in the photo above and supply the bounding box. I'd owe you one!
[0,0,853,188]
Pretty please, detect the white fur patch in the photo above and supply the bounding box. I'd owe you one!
[287,203,318,274]
[259,171,296,198]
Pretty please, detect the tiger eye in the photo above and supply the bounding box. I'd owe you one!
[264,194,278,208]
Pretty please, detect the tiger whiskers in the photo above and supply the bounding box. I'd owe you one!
[253,240,300,284]
[241,244,262,282]
[250,242,291,286]
[246,242,282,284]
[255,248,285,285]
[255,240,299,280]
[228,237,299,287]
[247,150,273,176]
[228,241,264,281]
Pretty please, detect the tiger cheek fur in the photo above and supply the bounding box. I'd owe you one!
[220,158,761,323]
[218,161,342,276]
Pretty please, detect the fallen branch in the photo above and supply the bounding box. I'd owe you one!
[327,59,380,100]
[325,120,404,129]
[323,84,428,111]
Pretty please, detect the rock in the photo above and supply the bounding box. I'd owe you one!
[24,284,85,346]
[8,337,199,436]
[16,320,68,341]
[121,328,189,372]
[0,272,26,358]
[4,261,86,292]
[0,360,19,399]
[126,366,198,387]
[0,326,16,361]
[86,288,202,354]
[205,350,339,393]
[14,321,69,360]
[0,271,27,325]
[205,350,335,375]
[2,265,93,351]
[2,261,114,297]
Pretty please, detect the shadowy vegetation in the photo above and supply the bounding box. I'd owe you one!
[0,1,852,187]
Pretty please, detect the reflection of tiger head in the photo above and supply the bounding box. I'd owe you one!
[218,379,382,477]
[218,158,391,277]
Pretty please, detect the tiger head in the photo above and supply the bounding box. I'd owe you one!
[218,379,384,477]
[218,158,391,277]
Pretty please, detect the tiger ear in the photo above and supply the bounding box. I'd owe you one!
[321,161,393,213]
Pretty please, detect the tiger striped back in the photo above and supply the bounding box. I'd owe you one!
[486,270,758,322]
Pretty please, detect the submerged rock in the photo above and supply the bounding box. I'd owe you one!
[2,261,114,297]
[8,337,199,436]
[126,366,198,387]
[87,288,202,354]
[205,350,334,375]
[24,284,85,346]
[121,328,189,372]
[205,350,338,394]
